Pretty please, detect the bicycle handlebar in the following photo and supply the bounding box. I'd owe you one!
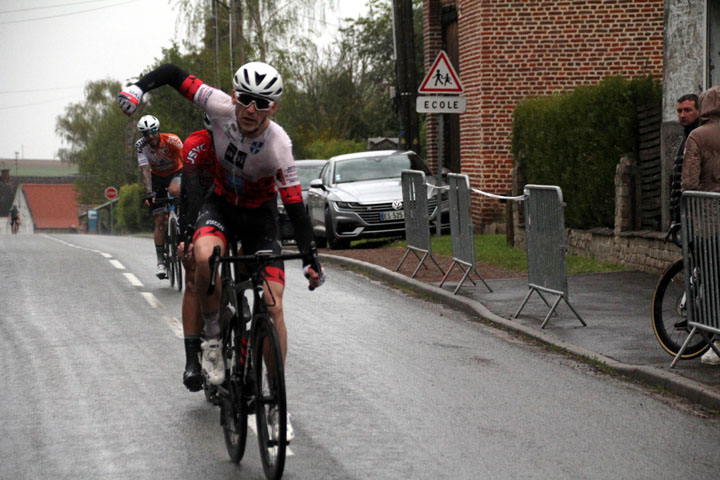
[207,241,323,295]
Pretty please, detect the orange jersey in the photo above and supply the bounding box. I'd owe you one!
[135,133,184,177]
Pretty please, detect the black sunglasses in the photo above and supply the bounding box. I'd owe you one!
[235,92,274,111]
[142,128,159,137]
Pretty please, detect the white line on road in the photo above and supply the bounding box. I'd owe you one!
[247,414,294,456]
[166,316,184,338]
[109,259,125,270]
[123,273,143,287]
[141,292,163,309]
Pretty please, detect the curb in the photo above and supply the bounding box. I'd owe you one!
[320,252,720,412]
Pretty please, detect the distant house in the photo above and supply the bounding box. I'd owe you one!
[15,184,80,233]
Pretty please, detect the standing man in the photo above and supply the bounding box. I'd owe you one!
[669,94,700,227]
[9,204,20,234]
[135,115,184,279]
[681,86,720,365]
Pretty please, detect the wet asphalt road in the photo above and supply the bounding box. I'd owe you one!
[1,234,719,479]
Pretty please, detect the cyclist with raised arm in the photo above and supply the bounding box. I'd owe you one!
[178,114,218,392]
[119,62,325,439]
[135,115,184,279]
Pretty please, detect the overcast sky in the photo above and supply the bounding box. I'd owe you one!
[0,0,368,161]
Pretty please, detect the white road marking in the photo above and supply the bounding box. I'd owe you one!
[247,414,294,456]
[123,273,143,287]
[141,292,163,309]
[109,259,125,270]
[166,316,184,338]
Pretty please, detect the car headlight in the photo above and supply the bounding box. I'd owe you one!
[335,201,351,209]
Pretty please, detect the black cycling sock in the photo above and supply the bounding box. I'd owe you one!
[155,245,165,263]
[184,337,202,368]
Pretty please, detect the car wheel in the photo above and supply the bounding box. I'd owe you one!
[326,208,350,250]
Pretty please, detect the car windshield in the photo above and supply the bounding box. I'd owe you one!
[297,164,325,189]
[334,154,430,184]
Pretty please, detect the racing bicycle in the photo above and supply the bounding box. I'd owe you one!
[206,241,321,480]
[153,196,183,291]
[651,224,710,359]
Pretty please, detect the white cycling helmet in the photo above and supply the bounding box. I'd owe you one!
[232,62,283,101]
[137,115,160,133]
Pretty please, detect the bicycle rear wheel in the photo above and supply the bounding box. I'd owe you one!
[253,314,287,480]
[651,258,710,359]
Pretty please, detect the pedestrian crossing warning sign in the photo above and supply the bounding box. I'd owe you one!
[418,50,464,94]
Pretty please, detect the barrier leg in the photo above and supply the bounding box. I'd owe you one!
[513,288,536,319]
[540,296,563,329]
[452,266,474,295]
[670,326,698,368]
[439,261,459,288]
[394,248,413,272]
[472,267,493,293]
[562,297,587,327]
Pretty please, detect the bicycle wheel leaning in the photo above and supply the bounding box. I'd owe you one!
[651,258,710,359]
[253,314,287,480]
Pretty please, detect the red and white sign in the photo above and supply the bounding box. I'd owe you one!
[418,51,464,94]
[104,186,118,200]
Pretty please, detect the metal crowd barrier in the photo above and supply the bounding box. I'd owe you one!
[394,170,445,278]
[438,173,492,294]
[671,191,720,367]
[512,185,585,328]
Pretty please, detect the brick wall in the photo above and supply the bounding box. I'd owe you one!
[423,0,664,228]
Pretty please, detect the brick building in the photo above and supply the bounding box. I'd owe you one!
[422,0,665,229]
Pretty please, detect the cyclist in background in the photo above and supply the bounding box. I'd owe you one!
[178,114,218,392]
[135,115,184,279]
[9,204,20,234]
[119,62,325,439]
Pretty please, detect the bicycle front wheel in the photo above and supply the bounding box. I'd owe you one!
[651,259,710,359]
[168,216,182,291]
[254,314,287,480]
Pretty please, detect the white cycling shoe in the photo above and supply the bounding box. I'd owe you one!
[201,338,225,385]
[155,262,167,279]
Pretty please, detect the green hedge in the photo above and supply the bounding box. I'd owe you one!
[115,183,152,233]
[512,76,661,229]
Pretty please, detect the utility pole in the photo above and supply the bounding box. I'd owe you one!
[392,0,420,153]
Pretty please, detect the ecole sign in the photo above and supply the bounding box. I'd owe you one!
[416,96,467,114]
[416,50,466,114]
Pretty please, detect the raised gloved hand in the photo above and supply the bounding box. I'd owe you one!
[117,85,144,115]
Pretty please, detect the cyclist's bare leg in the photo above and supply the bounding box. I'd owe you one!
[182,244,203,336]
[264,280,287,364]
[168,182,181,200]
[193,235,225,319]
[154,212,168,246]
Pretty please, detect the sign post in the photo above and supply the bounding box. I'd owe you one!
[104,186,118,235]
[417,50,465,236]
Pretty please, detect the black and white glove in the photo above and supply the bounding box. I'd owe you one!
[117,85,144,115]
[303,263,326,290]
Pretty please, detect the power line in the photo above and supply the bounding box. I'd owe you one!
[0,97,77,111]
[0,0,125,15]
[0,0,140,25]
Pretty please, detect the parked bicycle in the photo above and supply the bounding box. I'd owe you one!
[651,223,710,359]
[153,196,183,291]
[205,241,321,480]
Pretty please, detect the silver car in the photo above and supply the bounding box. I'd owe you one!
[278,159,327,242]
[307,150,449,249]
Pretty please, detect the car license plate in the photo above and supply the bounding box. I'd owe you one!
[380,210,404,221]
